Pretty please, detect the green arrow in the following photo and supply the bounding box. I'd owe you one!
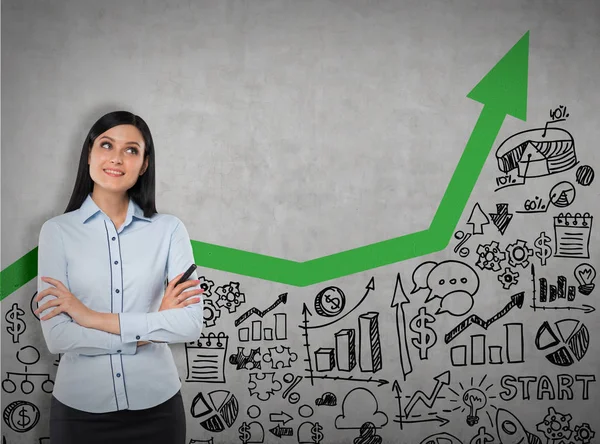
[0,32,529,300]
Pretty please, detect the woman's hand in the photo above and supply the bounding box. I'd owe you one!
[159,272,204,312]
[34,277,97,328]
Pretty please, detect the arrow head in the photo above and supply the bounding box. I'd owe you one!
[583,304,595,314]
[391,273,410,307]
[279,292,288,304]
[366,276,375,291]
[433,370,451,385]
[512,291,525,308]
[467,31,529,121]
[436,416,450,427]
[392,380,401,393]
[302,303,312,317]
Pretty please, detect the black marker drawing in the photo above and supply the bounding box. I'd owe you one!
[495,408,541,444]
[412,260,480,317]
[185,332,228,383]
[392,380,449,429]
[298,405,313,418]
[448,374,498,430]
[499,374,596,401]
[315,392,337,406]
[505,239,534,268]
[476,241,506,272]
[574,263,595,295]
[453,230,472,257]
[2,400,40,433]
[469,426,494,444]
[575,164,594,186]
[269,411,293,426]
[335,388,388,430]
[203,298,221,328]
[335,328,356,372]
[450,323,524,367]
[409,307,437,360]
[263,346,298,369]
[535,407,572,442]
[462,388,488,427]
[247,405,261,419]
[444,292,525,343]
[538,275,577,302]
[239,312,288,342]
[215,281,246,314]
[189,438,215,444]
[530,264,595,313]
[5,303,26,343]
[489,203,513,235]
[197,276,215,298]
[248,372,282,401]
[2,346,55,394]
[228,347,261,371]
[358,312,382,372]
[467,203,489,235]
[419,433,463,444]
[403,370,450,419]
[390,272,413,380]
[269,424,293,438]
[297,421,324,444]
[553,212,592,258]
[238,421,264,444]
[314,286,346,317]
[314,348,334,372]
[573,423,595,444]
[533,232,552,266]
[549,181,576,208]
[353,422,383,444]
[299,277,375,330]
[498,267,519,290]
[191,389,239,432]
[300,304,315,386]
[548,104,569,125]
[281,373,301,404]
[234,293,287,326]
[516,195,549,214]
[494,126,577,192]
[535,319,589,366]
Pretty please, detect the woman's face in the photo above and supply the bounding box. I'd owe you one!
[87,124,148,196]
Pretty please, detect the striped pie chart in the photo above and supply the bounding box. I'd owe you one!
[534,319,589,366]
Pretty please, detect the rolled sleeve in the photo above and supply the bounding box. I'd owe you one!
[37,220,138,356]
[118,218,204,344]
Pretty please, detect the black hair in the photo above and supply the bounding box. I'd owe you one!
[64,110,158,217]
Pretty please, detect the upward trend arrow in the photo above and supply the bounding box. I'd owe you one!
[0,32,529,299]
[403,370,451,417]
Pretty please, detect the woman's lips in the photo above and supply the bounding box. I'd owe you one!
[104,170,124,177]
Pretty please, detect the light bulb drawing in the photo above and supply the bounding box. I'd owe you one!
[574,263,596,295]
[463,388,487,426]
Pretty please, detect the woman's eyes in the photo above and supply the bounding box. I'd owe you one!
[100,141,138,154]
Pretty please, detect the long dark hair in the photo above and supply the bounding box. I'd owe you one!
[64,111,158,217]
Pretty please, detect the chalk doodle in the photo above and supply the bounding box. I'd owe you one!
[495,408,542,444]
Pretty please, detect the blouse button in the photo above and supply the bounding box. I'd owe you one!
[114,261,118,265]
[136,335,140,340]
[115,289,120,294]
[112,237,116,241]
[116,373,121,378]
[117,350,122,353]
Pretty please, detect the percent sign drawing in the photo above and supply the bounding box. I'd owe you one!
[1,32,530,297]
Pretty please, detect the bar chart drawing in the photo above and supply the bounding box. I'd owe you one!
[538,275,576,302]
[238,313,287,342]
[450,323,524,367]
[313,312,382,373]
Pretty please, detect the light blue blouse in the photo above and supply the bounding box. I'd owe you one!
[37,193,203,413]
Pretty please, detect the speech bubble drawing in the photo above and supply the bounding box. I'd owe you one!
[435,290,474,316]
[424,260,480,303]
[410,261,437,294]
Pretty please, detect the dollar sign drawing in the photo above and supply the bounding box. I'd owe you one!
[6,303,26,343]
[238,421,250,444]
[409,307,437,360]
[311,422,324,444]
[534,231,552,266]
[17,406,32,428]
[324,294,340,310]
[469,426,494,444]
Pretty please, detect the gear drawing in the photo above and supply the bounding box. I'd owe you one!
[498,267,519,290]
[574,423,595,444]
[505,239,534,268]
[262,346,298,369]
[198,276,215,298]
[536,407,572,442]
[248,372,282,401]
[476,241,506,272]
[215,281,246,313]
[203,298,221,328]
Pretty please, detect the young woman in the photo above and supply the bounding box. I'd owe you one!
[34,110,205,443]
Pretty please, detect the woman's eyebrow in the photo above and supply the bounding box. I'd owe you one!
[99,135,141,147]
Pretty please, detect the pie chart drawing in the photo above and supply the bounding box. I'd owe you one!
[191,390,239,432]
[534,319,589,366]
[549,181,576,208]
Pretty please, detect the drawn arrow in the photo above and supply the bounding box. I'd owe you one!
[530,304,595,314]
[307,375,389,387]
[0,32,529,298]
[269,411,293,426]
[269,424,293,438]
[300,303,315,386]
[391,273,413,381]
[234,292,287,326]
[467,203,490,234]
[393,415,450,427]
[444,291,525,343]
[404,370,451,417]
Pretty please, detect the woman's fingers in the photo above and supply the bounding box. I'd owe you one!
[35,299,61,315]
[183,297,201,307]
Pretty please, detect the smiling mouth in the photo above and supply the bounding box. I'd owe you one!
[104,170,125,177]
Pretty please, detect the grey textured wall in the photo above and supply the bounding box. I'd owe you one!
[2,0,599,443]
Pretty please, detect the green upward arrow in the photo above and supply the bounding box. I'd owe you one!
[0,32,529,299]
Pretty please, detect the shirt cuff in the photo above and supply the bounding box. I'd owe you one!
[119,312,149,343]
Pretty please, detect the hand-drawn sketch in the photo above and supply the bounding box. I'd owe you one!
[505,239,534,268]
[489,203,513,234]
[238,421,264,444]
[298,404,313,418]
[409,307,437,360]
[297,421,324,444]
[469,426,494,444]
[262,345,298,369]
[248,372,282,401]
[5,303,26,343]
[530,264,595,313]
[449,323,524,366]
[495,408,541,444]
[215,281,246,314]
[574,263,596,295]
[3,400,40,433]
[499,374,596,400]
[394,371,451,428]
[390,272,413,380]
[575,164,595,186]
[476,241,506,272]
[2,346,54,394]
[335,388,388,430]
[467,203,490,235]
[352,422,382,444]
[315,392,337,406]
[419,432,463,444]
[190,390,239,432]
[553,213,593,259]
[498,267,519,290]
[203,298,222,328]
[533,232,552,266]
[314,286,346,317]
[185,332,228,383]
[229,347,261,371]
[535,319,589,366]
[234,293,287,326]
[282,373,302,404]
[453,230,472,257]
[549,181,576,208]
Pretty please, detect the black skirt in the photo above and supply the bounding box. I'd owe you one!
[49,390,186,444]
